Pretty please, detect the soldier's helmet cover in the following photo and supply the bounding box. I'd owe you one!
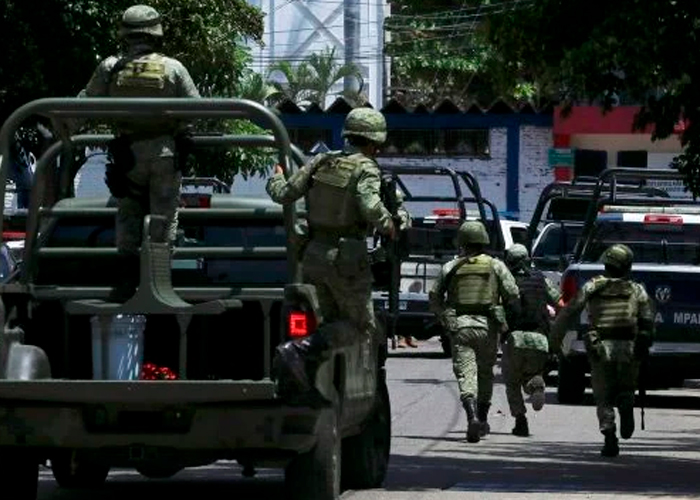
[505,243,530,269]
[342,108,387,144]
[119,5,163,38]
[602,243,634,271]
[458,220,490,247]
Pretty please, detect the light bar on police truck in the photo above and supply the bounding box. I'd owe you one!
[600,205,700,215]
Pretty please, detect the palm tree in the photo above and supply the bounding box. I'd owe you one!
[268,47,364,108]
[236,71,282,105]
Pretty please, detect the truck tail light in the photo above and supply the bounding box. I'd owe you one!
[288,310,317,338]
[561,274,578,304]
[644,214,683,225]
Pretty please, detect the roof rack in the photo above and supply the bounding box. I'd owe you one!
[0,97,303,285]
[381,166,504,251]
[525,176,670,248]
[574,168,700,260]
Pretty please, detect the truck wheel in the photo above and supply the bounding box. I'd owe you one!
[51,450,110,488]
[440,333,452,358]
[341,375,391,490]
[0,451,38,500]
[285,403,340,500]
[136,464,183,479]
[557,357,586,404]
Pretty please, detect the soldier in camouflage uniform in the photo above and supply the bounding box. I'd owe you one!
[429,221,520,443]
[80,4,200,302]
[551,244,654,457]
[267,108,402,338]
[502,243,562,437]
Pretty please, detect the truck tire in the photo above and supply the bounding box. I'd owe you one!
[285,401,340,500]
[341,375,391,490]
[51,450,110,488]
[0,451,38,500]
[557,357,586,404]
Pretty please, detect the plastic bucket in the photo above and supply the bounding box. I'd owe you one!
[90,314,146,380]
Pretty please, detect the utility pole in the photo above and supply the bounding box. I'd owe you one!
[343,0,360,94]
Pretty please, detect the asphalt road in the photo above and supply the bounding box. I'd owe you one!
[39,339,700,500]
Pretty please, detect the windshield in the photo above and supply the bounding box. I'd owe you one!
[533,224,584,258]
[581,220,700,265]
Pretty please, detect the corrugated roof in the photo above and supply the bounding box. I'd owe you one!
[273,96,552,115]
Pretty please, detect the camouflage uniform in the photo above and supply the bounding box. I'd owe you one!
[266,108,395,337]
[429,221,520,443]
[551,244,654,457]
[80,5,199,300]
[502,243,562,436]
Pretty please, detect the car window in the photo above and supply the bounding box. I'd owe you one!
[532,224,583,258]
[582,220,700,265]
[510,226,528,246]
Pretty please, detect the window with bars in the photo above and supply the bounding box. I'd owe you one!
[379,129,490,157]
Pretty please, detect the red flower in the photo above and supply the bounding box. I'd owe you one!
[140,362,178,380]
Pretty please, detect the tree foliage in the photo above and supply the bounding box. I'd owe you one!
[486,0,700,195]
[268,46,365,108]
[0,0,275,182]
[385,0,534,107]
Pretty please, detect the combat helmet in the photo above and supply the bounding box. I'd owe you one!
[505,243,530,269]
[119,5,163,38]
[602,243,634,272]
[342,108,387,144]
[457,220,490,247]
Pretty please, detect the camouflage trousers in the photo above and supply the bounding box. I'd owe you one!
[116,137,181,254]
[301,240,376,337]
[501,338,549,417]
[451,327,498,406]
[590,358,639,433]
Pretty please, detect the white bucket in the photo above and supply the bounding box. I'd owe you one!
[90,314,146,380]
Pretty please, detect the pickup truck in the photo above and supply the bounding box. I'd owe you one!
[556,168,698,404]
[372,166,520,356]
[527,178,669,287]
[0,98,390,500]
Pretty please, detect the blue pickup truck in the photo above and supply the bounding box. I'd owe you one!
[556,168,700,403]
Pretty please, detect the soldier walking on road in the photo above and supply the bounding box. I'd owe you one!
[551,244,654,457]
[79,4,200,302]
[502,244,562,437]
[429,221,520,443]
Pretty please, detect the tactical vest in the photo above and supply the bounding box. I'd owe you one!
[587,278,638,340]
[446,254,497,315]
[108,53,179,134]
[307,152,366,239]
[512,269,549,332]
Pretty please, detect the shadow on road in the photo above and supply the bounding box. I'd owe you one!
[38,464,285,500]
[384,434,700,494]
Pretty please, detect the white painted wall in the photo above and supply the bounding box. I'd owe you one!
[247,0,388,109]
[377,126,553,222]
[519,126,555,223]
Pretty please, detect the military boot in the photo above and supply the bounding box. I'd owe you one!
[526,375,546,412]
[107,253,139,303]
[464,398,481,443]
[601,430,620,458]
[512,415,529,437]
[618,394,635,440]
[477,402,491,436]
